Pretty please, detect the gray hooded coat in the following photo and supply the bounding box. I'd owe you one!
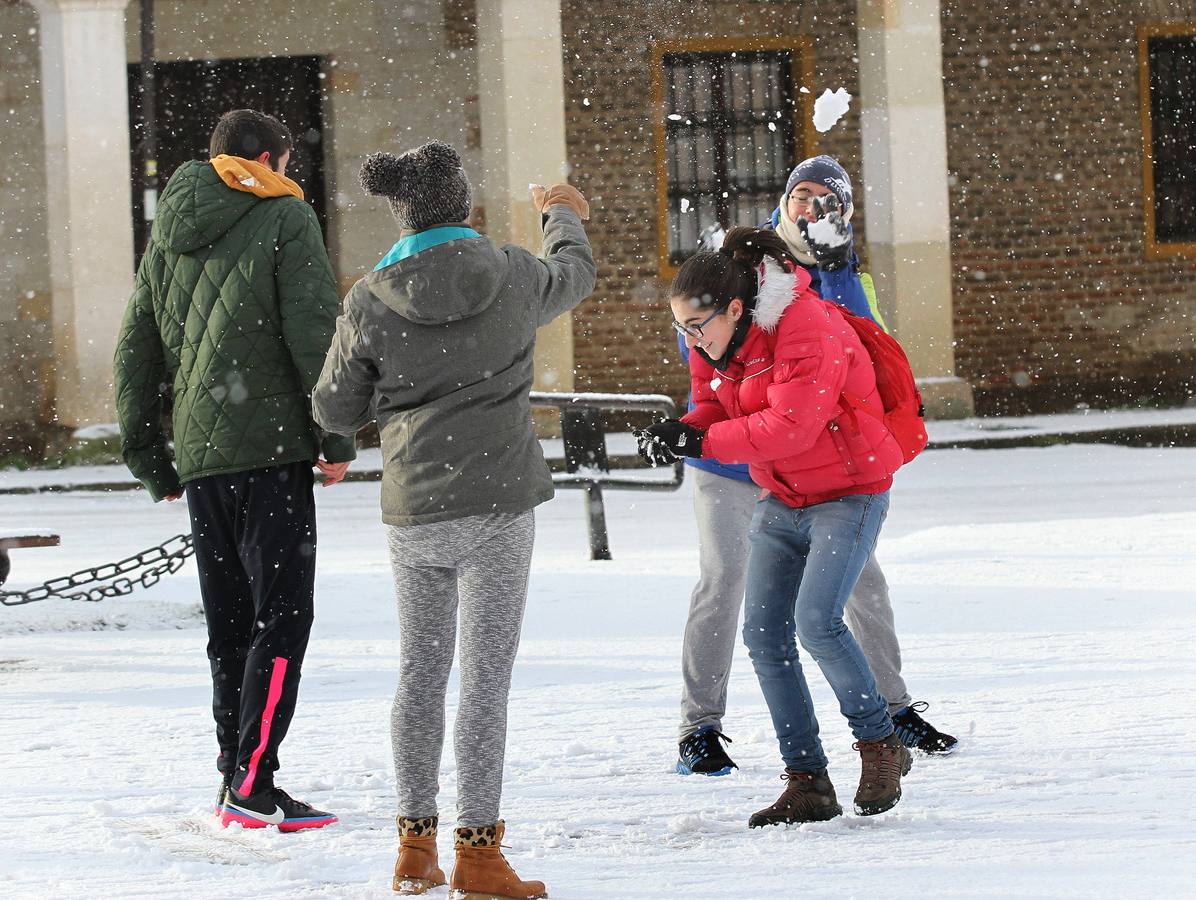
[312,207,595,525]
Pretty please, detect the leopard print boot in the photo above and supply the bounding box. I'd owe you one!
[393,815,446,895]
[449,821,546,899]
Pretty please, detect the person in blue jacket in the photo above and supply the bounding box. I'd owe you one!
[674,155,957,777]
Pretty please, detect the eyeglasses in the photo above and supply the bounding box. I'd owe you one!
[788,191,837,216]
[671,305,728,340]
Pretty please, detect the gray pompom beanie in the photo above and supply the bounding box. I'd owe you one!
[359,140,472,231]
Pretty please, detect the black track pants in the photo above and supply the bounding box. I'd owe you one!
[184,460,316,795]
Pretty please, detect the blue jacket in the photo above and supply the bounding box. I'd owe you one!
[679,332,755,482]
[681,208,884,483]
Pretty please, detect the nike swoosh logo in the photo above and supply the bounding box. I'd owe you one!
[226,800,285,825]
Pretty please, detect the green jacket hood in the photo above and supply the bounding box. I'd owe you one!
[362,237,507,325]
[152,160,262,254]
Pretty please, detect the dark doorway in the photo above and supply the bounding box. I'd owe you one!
[127,55,328,260]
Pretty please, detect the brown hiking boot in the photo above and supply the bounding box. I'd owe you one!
[747,768,842,828]
[393,815,446,895]
[450,821,547,899]
[853,732,913,816]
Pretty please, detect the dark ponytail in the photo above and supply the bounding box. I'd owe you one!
[669,227,799,311]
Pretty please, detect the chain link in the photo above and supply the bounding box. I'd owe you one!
[0,534,195,607]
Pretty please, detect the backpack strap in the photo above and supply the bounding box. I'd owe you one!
[857,273,890,334]
[843,388,926,422]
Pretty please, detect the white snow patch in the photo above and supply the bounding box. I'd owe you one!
[0,526,58,541]
[667,813,716,835]
[813,87,852,133]
[805,215,849,247]
[72,423,121,441]
[0,445,1193,895]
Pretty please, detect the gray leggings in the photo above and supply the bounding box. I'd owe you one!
[388,510,535,827]
[680,468,912,739]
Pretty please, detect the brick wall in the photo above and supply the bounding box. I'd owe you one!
[943,0,1196,413]
[561,0,862,402]
[7,0,1193,436]
[564,0,1196,415]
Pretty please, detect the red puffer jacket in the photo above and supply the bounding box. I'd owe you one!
[680,261,903,508]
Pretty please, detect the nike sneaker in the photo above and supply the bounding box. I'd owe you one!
[220,785,338,833]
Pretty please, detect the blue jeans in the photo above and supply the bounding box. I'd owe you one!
[743,492,893,772]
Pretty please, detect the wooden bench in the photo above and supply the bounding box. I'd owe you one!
[0,532,61,586]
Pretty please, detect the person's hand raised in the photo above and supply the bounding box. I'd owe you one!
[797,193,852,272]
[530,183,590,220]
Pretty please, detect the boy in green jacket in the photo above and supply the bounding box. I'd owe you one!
[113,109,354,832]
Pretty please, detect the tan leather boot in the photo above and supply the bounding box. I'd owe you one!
[449,821,547,899]
[393,815,446,895]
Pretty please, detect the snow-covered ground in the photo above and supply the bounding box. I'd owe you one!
[2,443,1194,897]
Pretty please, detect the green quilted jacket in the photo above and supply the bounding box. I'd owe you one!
[114,159,356,501]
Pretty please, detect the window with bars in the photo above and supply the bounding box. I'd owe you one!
[1144,34,1196,246]
[660,50,800,267]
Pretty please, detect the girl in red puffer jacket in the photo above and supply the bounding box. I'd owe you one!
[638,227,912,827]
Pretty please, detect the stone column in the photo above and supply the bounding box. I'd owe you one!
[856,0,973,418]
[30,0,135,427]
[475,0,574,393]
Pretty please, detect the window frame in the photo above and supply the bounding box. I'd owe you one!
[650,37,816,280]
[1138,23,1196,258]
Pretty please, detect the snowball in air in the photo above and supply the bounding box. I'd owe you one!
[813,88,852,133]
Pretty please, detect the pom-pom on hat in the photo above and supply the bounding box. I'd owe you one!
[783,154,853,216]
[359,140,472,231]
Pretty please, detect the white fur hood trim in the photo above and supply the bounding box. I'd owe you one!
[750,256,799,333]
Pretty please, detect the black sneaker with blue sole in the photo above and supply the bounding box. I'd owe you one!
[677,726,738,776]
[892,701,958,754]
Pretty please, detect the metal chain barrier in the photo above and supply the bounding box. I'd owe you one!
[0,534,195,607]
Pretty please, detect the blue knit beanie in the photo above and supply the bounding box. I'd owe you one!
[784,155,853,212]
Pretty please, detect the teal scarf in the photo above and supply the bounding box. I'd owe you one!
[374,226,481,271]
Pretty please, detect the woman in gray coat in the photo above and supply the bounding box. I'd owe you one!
[313,140,594,899]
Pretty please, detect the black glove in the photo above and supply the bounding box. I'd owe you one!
[634,428,675,466]
[634,420,704,466]
[796,193,852,272]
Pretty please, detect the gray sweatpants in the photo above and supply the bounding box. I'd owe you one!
[387,510,535,827]
[679,468,912,739]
